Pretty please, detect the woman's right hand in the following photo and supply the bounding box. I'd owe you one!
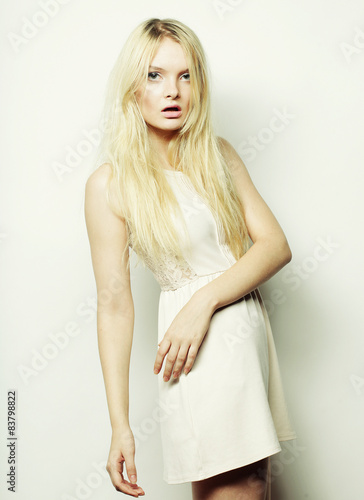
[106,426,145,497]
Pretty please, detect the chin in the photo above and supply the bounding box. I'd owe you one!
[156,122,182,131]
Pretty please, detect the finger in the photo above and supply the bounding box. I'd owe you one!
[183,345,198,374]
[108,462,144,497]
[171,345,190,378]
[116,480,145,497]
[154,338,171,373]
[163,345,180,381]
[124,449,138,485]
[116,479,145,496]
[108,467,138,496]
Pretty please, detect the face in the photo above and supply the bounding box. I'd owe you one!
[135,37,191,138]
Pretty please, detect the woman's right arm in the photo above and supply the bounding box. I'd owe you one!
[84,163,145,497]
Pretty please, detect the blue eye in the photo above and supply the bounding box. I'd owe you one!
[147,72,190,81]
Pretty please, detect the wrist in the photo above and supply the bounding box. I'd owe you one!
[193,284,219,315]
[111,414,130,432]
[111,421,131,434]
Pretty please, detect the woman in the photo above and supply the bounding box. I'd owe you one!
[84,18,296,499]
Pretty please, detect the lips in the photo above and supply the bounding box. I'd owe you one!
[161,105,182,119]
[162,105,181,112]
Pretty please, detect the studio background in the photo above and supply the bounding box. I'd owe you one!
[1,1,363,498]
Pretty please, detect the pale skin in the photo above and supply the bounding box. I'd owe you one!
[84,36,291,498]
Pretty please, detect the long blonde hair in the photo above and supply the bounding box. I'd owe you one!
[95,18,250,270]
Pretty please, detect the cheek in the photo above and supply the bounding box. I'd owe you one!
[185,90,191,110]
[143,85,162,110]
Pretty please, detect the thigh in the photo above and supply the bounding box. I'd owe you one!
[191,458,269,500]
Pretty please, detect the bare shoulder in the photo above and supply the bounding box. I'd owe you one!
[216,136,251,180]
[217,136,291,251]
[84,162,126,240]
[85,162,112,194]
[84,163,121,216]
[84,164,132,307]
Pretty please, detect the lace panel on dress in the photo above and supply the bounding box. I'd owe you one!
[129,234,198,291]
[138,250,199,291]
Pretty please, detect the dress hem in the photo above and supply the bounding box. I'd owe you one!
[163,445,282,485]
[278,432,297,441]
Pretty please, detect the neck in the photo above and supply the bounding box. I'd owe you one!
[147,126,178,168]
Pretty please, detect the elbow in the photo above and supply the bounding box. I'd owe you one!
[97,291,134,318]
[264,233,292,268]
[280,238,292,266]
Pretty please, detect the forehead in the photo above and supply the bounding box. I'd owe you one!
[150,38,188,69]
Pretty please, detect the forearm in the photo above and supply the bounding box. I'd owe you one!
[97,307,135,431]
[196,236,292,313]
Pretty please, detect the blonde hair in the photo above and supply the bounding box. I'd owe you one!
[95,18,250,270]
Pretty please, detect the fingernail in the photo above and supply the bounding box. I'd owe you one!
[154,369,158,374]
[163,376,168,382]
[173,372,178,378]
[131,474,137,483]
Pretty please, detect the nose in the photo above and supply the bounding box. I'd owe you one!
[164,78,179,99]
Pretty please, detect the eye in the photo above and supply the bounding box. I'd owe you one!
[148,72,160,80]
[181,73,190,81]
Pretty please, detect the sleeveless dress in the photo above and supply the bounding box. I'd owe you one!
[134,168,297,490]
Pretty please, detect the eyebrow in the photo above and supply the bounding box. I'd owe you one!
[149,65,189,73]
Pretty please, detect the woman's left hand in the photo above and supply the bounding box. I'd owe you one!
[154,292,215,381]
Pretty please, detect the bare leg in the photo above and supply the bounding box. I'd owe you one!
[191,457,269,500]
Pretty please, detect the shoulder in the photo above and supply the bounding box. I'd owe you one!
[216,135,237,154]
[85,162,121,208]
[84,162,128,250]
[216,136,248,178]
[85,163,112,193]
[84,162,123,220]
[216,135,231,152]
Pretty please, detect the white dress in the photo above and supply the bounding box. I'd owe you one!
[137,168,297,488]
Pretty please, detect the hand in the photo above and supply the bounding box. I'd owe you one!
[106,427,145,497]
[154,292,214,381]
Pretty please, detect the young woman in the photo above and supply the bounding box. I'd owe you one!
[84,18,296,499]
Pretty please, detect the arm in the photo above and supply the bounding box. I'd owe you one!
[154,138,292,382]
[195,137,292,313]
[84,164,144,497]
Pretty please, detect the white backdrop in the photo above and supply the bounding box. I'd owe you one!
[1,1,364,499]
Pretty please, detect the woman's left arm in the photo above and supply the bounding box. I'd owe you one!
[195,136,292,313]
[154,137,292,381]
